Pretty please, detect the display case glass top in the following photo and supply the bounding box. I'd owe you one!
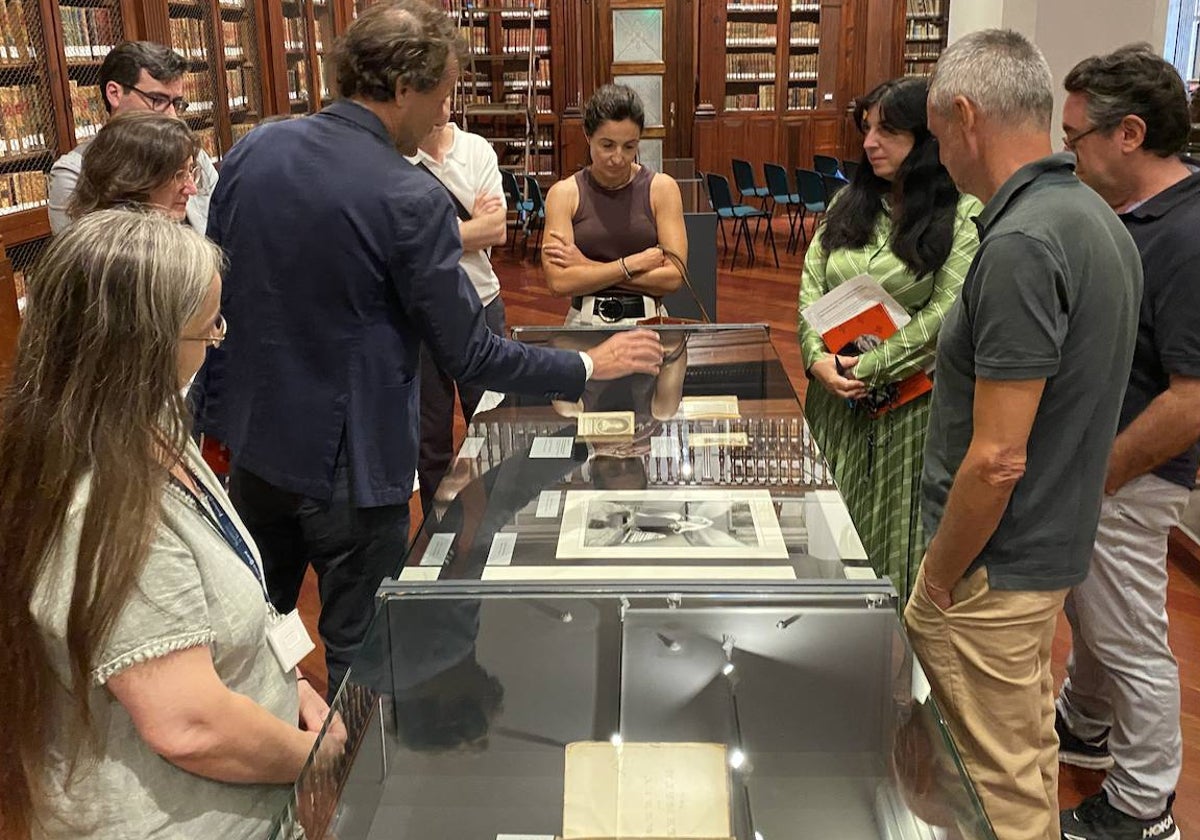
[403,324,879,588]
[268,585,995,840]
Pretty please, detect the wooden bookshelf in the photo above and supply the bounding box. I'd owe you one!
[447,0,557,182]
[902,0,948,78]
[164,0,271,157]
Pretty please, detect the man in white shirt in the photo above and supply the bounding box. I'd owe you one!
[406,95,508,512]
[48,41,218,234]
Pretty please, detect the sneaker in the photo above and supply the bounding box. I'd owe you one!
[1061,792,1179,840]
[1057,710,1115,770]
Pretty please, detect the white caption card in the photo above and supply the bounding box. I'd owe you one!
[458,437,485,458]
[486,532,518,566]
[420,533,455,566]
[650,436,679,459]
[530,436,574,459]
[535,490,562,518]
[843,566,877,580]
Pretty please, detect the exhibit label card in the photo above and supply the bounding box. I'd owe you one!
[688,431,749,448]
[486,532,518,566]
[536,490,562,518]
[678,395,740,419]
[420,532,455,566]
[530,436,574,459]
[458,437,485,458]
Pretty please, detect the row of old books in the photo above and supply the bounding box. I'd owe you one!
[195,126,217,159]
[501,27,548,53]
[0,0,35,64]
[788,52,817,79]
[501,66,550,88]
[170,17,208,61]
[226,67,247,109]
[61,7,117,61]
[725,87,775,111]
[726,22,775,46]
[283,15,306,52]
[906,0,945,16]
[287,61,308,103]
[179,71,213,113]
[726,52,774,81]
[788,86,816,109]
[0,84,48,155]
[0,170,47,215]
[222,21,246,59]
[906,20,945,39]
[68,80,104,141]
[790,20,818,43]
[230,121,254,145]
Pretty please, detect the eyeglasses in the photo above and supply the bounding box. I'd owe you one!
[126,84,189,114]
[1063,124,1102,151]
[173,163,204,190]
[182,313,226,349]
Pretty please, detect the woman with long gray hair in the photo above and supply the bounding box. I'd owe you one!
[0,210,344,839]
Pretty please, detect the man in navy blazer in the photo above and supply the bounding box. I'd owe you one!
[197,0,663,693]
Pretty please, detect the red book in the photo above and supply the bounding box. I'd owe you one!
[818,301,931,418]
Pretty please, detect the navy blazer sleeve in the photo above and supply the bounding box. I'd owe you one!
[390,185,586,401]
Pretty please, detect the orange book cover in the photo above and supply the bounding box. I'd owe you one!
[820,302,931,418]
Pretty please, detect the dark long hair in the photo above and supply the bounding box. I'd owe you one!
[821,77,961,279]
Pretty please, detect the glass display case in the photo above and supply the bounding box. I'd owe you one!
[403,324,878,588]
[268,583,995,840]
[266,323,992,840]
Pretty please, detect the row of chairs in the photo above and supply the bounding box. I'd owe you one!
[500,169,545,255]
[701,156,853,268]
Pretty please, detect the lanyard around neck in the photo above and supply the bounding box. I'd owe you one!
[172,469,270,604]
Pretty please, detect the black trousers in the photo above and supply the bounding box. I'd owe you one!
[418,295,506,514]
[228,460,410,699]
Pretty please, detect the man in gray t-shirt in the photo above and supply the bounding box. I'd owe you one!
[905,30,1141,840]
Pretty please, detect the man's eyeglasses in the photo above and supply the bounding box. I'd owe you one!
[1063,124,1102,152]
[182,314,226,349]
[126,84,189,114]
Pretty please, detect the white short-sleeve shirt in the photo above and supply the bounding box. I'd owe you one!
[406,124,504,306]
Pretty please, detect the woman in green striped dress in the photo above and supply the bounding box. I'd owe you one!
[798,77,982,602]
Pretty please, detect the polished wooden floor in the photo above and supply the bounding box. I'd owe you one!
[296,215,1200,834]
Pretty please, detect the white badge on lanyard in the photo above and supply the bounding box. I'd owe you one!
[266,609,315,673]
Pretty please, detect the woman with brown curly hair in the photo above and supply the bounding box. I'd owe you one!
[67,110,202,224]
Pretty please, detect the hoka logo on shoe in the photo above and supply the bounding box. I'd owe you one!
[1144,814,1174,838]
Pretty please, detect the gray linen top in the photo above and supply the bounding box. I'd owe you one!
[30,439,299,839]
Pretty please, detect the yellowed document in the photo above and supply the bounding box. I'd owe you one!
[677,395,740,419]
[562,742,732,839]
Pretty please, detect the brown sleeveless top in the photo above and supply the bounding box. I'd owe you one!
[571,165,658,264]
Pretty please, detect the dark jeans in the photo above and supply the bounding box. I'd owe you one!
[418,295,506,514]
[228,460,410,699]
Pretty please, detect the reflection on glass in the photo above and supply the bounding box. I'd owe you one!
[268,590,996,840]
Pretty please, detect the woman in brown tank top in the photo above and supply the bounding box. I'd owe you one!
[541,84,688,325]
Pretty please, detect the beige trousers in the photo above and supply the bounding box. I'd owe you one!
[904,564,1068,840]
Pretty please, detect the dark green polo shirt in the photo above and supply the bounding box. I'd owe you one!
[922,153,1142,591]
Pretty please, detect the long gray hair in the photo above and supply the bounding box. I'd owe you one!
[0,209,223,838]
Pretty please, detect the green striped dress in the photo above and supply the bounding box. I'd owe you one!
[798,193,982,602]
